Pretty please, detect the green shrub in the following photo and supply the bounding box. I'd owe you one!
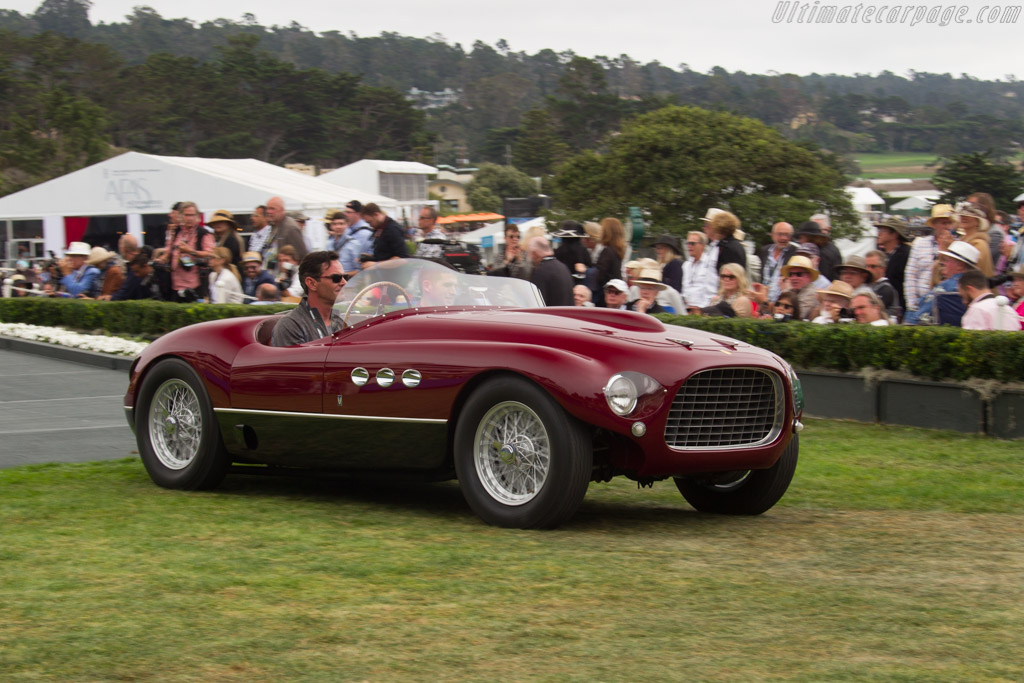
[658,315,1024,382]
[2,300,1021,382]
[0,298,292,336]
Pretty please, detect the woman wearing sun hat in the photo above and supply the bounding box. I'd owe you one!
[652,233,684,292]
[952,202,994,277]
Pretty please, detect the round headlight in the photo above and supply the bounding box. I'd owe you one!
[603,374,638,416]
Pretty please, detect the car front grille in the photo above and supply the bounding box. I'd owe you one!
[665,367,783,449]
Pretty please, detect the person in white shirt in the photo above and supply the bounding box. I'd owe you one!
[959,269,1021,331]
[851,292,890,326]
[682,231,718,311]
[208,247,244,304]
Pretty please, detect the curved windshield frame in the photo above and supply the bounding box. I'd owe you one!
[334,259,543,324]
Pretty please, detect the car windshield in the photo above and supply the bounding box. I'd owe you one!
[334,259,543,323]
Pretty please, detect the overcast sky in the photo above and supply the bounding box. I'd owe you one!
[5,0,1021,80]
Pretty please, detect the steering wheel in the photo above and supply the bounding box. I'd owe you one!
[342,281,413,325]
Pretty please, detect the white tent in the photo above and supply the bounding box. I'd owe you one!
[890,196,936,212]
[0,151,398,256]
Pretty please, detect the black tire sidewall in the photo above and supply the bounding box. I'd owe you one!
[454,376,591,529]
[135,358,228,490]
[675,435,799,515]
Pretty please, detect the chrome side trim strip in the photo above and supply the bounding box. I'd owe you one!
[213,407,447,425]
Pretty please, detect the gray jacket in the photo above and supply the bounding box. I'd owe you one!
[270,298,345,347]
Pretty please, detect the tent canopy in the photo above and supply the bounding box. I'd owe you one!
[890,196,936,213]
[0,151,399,220]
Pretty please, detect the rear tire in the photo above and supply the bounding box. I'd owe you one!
[135,358,229,490]
[454,376,592,529]
[674,435,798,515]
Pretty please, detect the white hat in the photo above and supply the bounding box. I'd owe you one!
[604,278,628,293]
[65,241,91,256]
[702,208,725,222]
[634,268,668,290]
[939,241,980,268]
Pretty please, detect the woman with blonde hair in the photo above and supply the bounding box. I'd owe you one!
[208,246,244,304]
[595,217,627,307]
[706,262,754,317]
[952,203,995,277]
[651,233,684,292]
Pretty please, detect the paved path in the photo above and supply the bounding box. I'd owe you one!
[0,348,137,468]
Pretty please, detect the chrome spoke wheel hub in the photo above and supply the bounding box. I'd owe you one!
[148,379,202,471]
[474,401,550,505]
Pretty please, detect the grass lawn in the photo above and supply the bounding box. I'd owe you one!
[2,419,1022,681]
[854,152,940,179]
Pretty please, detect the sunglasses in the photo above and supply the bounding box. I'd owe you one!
[788,270,810,277]
[604,287,623,294]
[685,241,701,246]
[720,274,737,280]
[318,274,345,283]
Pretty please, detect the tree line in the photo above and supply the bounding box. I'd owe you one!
[3,0,1022,170]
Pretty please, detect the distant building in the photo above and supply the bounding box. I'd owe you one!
[428,165,477,213]
[319,159,439,225]
[406,87,462,110]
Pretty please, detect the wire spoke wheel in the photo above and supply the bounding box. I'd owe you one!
[148,378,203,470]
[473,401,551,505]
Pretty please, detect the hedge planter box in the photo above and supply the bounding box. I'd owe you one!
[799,371,876,423]
[799,369,1020,438]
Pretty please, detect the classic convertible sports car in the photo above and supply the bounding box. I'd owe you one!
[125,259,804,528]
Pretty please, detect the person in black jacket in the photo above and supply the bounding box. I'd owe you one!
[709,211,747,272]
[553,220,592,283]
[875,217,912,311]
[796,221,841,281]
[527,235,574,306]
[652,233,684,292]
[360,202,410,265]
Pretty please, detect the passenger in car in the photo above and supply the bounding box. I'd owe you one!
[270,250,347,347]
[419,267,459,307]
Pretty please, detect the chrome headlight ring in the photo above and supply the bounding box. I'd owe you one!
[602,372,662,418]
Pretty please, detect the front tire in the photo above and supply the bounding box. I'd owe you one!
[135,358,229,490]
[674,435,799,515]
[454,376,592,529]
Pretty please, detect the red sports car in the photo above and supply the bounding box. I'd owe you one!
[125,260,803,528]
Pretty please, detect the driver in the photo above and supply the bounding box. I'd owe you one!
[419,267,459,307]
[270,250,346,346]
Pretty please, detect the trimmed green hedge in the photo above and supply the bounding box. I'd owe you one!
[0,298,292,336]
[1,299,1021,382]
[658,315,1024,383]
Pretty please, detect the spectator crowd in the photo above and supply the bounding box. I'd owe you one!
[4,190,1024,332]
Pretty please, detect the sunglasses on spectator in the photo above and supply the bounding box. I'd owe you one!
[318,274,345,283]
[685,241,701,245]
[604,287,623,294]
[720,274,736,280]
[788,270,810,277]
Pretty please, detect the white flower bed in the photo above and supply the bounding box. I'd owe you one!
[0,323,149,357]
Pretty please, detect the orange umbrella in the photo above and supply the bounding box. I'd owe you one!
[437,212,505,225]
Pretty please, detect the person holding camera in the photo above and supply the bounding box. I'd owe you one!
[274,245,303,299]
[156,201,214,302]
[240,252,276,304]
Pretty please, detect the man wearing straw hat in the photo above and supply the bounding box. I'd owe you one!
[628,269,669,315]
[905,204,954,313]
[904,241,979,326]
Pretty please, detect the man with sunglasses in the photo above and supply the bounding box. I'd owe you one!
[780,255,821,320]
[271,250,347,347]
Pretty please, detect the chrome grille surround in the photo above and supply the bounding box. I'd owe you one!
[665,367,784,450]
